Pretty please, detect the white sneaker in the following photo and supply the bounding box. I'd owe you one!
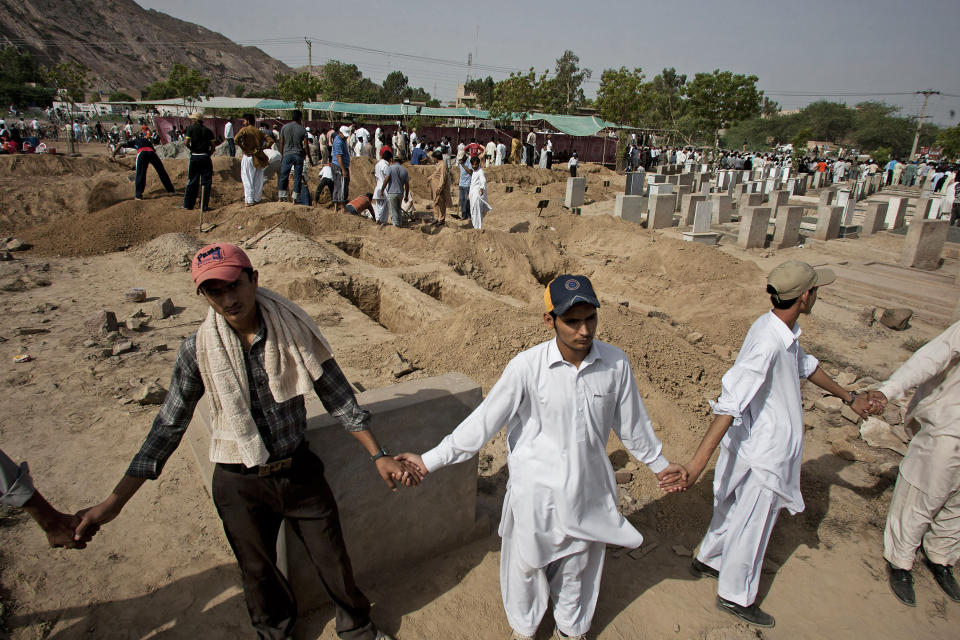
[555,629,589,640]
[510,632,534,640]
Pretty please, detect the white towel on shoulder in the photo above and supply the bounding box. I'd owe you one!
[196,288,333,467]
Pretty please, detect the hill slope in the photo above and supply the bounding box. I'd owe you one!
[0,0,290,97]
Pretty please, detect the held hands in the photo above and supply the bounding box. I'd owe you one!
[655,463,689,493]
[866,390,888,414]
[73,495,123,543]
[374,456,424,491]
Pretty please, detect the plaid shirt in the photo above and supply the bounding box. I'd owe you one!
[127,325,369,479]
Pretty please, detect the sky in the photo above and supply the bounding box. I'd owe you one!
[138,0,960,126]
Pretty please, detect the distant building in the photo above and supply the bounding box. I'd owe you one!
[456,84,477,108]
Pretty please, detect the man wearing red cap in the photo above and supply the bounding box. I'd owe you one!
[396,275,687,640]
[671,261,873,628]
[75,243,412,640]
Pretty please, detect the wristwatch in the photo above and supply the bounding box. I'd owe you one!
[842,391,858,406]
[370,447,390,462]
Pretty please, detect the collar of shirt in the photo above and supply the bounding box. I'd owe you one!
[766,310,801,349]
[545,337,602,371]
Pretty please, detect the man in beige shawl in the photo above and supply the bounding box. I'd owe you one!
[233,113,274,206]
[430,150,452,226]
[75,243,413,640]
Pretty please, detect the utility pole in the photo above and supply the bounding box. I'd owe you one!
[305,37,313,76]
[910,89,939,160]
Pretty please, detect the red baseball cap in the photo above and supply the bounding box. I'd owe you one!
[191,243,253,293]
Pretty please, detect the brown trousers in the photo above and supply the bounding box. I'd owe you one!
[212,449,377,640]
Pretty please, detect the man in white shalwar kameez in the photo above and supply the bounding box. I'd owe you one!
[865,320,960,606]
[398,275,686,640]
[672,261,872,628]
[468,156,491,230]
[372,146,391,225]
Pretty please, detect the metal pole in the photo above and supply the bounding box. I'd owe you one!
[305,38,313,76]
[910,90,939,161]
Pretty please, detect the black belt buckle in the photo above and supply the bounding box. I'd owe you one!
[257,457,293,477]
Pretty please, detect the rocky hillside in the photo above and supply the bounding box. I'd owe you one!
[0,0,290,97]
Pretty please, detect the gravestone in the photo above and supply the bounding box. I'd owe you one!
[681,194,706,225]
[625,171,646,196]
[885,197,909,229]
[187,372,485,603]
[683,201,720,245]
[814,205,843,241]
[614,195,646,225]
[773,206,803,249]
[901,219,949,270]
[738,206,772,249]
[818,188,834,208]
[770,190,791,219]
[712,195,734,224]
[564,177,586,208]
[745,192,765,207]
[648,183,674,196]
[648,192,677,229]
[836,188,856,225]
[861,202,888,235]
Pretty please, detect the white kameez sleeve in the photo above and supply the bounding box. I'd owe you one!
[612,360,668,474]
[710,342,776,419]
[878,321,960,402]
[421,358,525,473]
[796,343,819,379]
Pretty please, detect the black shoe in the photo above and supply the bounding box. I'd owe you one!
[691,558,719,580]
[923,556,960,602]
[887,563,916,607]
[716,597,775,628]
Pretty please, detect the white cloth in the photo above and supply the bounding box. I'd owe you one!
[885,472,960,569]
[261,148,281,179]
[877,320,960,497]
[485,141,497,167]
[496,143,506,166]
[318,164,333,180]
[240,155,265,204]
[710,311,819,514]
[196,289,333,467]
[372,158,390,224]
[696,448,783,607]
[224,121,234,139]
[469,167,491,229]
[501,532,604,637]
[422,338,669,569]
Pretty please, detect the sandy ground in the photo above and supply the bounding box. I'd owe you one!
[0,145,958,640]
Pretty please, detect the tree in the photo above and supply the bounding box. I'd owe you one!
[538,50,591,115]
[489,68,540,126]
[0,46,52,107]
[853,101,913,159]
[685,69,762,147]
[646,67,687,129]
[381,71,409,103]
[108,91,135,103]
[791,128,813,169]
[595,67,646,127]
[167,63,210,109]
[142,79,176,100]
[795,100,855,142]
[275,71,321,109]
[463,76,495,108]
[41,61,89,152]
[761,96,780,118]
[232,83,246,97]
[319,60,378,102]
[936,125,960,160]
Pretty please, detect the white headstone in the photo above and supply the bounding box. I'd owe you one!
[693,201,712,233]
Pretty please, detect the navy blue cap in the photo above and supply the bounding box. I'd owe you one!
[544,275,600,316]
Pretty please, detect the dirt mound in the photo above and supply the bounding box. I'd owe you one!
[0,154,119,177]
[249,227,343,269]
[134,232,207,272]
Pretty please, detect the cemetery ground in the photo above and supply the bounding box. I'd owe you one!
[0,151,957,639]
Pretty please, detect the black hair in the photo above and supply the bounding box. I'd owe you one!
[291,110,302,121]
[382,149,393,161]
[365,192,373,199]
[767,284,798,309]
[199,267,255,295]
[242,113,255,124]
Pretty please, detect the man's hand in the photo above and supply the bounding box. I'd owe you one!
[23,491,99,549]
[74,495,124,541]
[394,453,428,477]
[374,457,421,491]
[850,393,875,419]
[655,463,689,493]
[866,390,888,414]
[663,461,705,492]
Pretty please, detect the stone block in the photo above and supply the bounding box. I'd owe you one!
[677,173,694,187]
[900,219,949,270]
[648,183,674,196]
[772,206,804,249]
[862,202,888,236]
[666,175,679,185]
[648,174,667,184]
[156,298,175,319]
[711,195,734,224]
[648,193,677,230]
[814,205,843,241]
[693,201,713,233]
[745,192,764,207]
[614,195,646,225]
[564,177,586,208]
[624,171,646,196]
[681,194,706,225]
[770,190,790,218]
[187,373,485,603]
[737,207,772,249]
[124,288,147,303]
[85,310,118,337]
[885,197,908,230]
[818,188,834,208]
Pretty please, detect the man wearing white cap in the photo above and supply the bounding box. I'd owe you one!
[671,261,873,628]
[332,125,351,213]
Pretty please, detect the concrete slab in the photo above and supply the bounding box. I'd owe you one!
[614,194,646,225]
[814,205,843,241]
[738,206,772,249]
[648,193,677,229]
[680,194,706,225]
[862,201,888,236]
[901,219,950,270]
[712,195,734,224]
[564,177,586,209]
[773,206,804,249]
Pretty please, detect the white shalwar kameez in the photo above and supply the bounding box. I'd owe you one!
[697,311,818,607]
[240,154,265,204]
[421,338,669,637]
[372,158,390,224]
[468,167,491,229]
[878,320,960,570]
